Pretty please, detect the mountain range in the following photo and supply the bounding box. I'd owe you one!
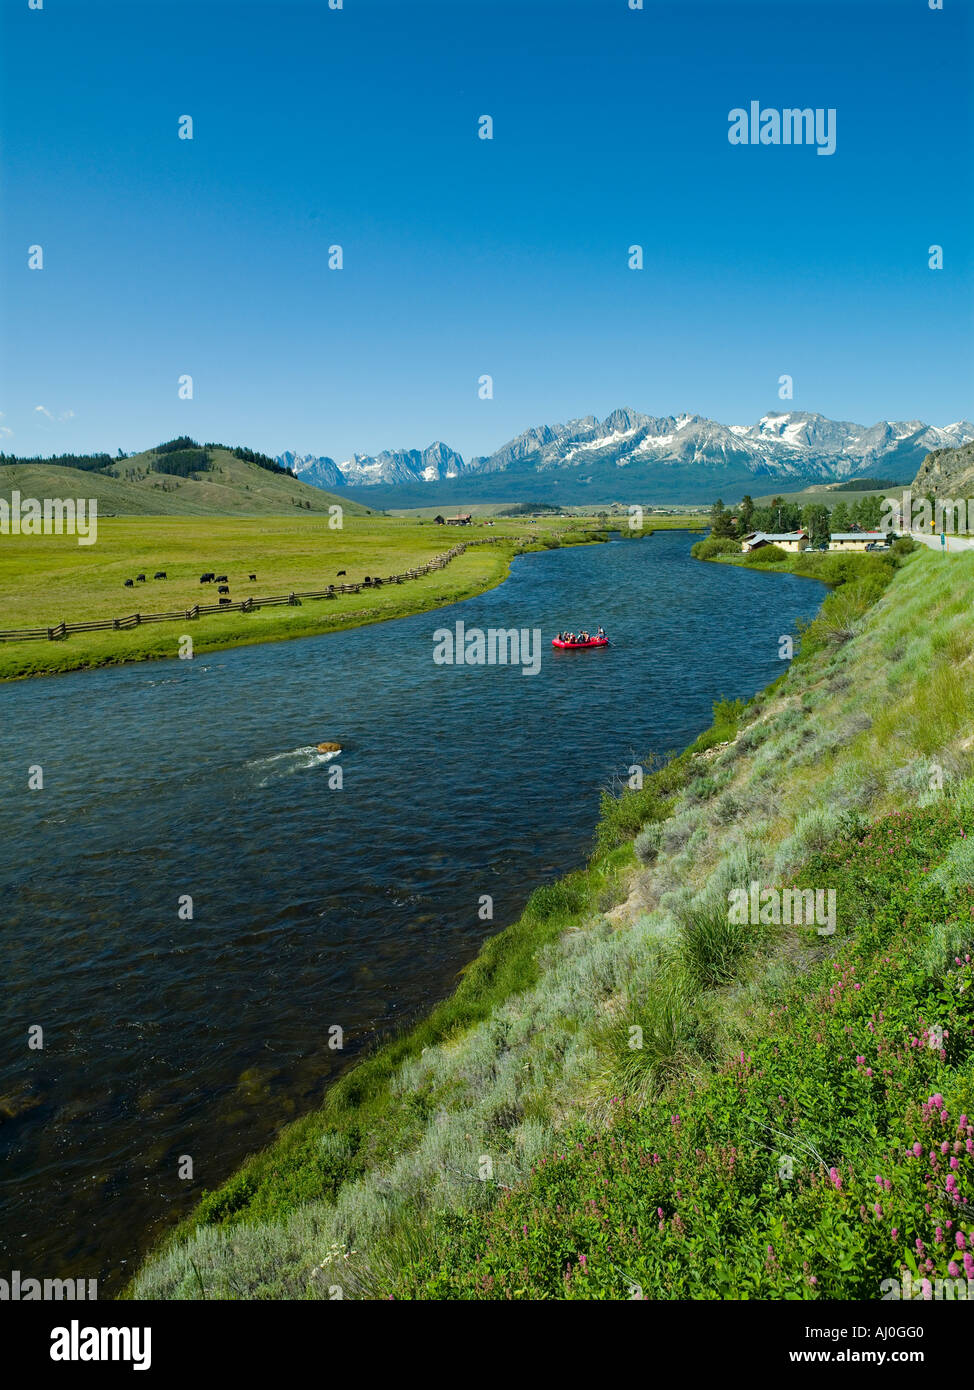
[278,410,974,506]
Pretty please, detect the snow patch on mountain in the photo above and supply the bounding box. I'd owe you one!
[279,411,974,490]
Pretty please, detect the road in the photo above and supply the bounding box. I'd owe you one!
[908,531,974,553]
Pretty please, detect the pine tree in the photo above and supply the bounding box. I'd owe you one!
[710,498,735,538]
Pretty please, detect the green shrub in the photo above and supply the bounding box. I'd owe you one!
[691,537,741,560]
[743,544,788,565]
[594,754,690,853]
[634,822,663,864]
[687,775,718,803]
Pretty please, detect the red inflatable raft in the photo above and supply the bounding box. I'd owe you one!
[551,637,609,649]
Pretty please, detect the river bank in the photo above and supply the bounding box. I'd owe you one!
[130,542,974,1299]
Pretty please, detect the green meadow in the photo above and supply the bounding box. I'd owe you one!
[129,542,974,1300]
[0,512,611,681]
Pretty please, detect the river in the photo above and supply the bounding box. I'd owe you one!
[0,531,825,1291]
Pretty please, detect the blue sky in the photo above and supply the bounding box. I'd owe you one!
[1,0,971,462]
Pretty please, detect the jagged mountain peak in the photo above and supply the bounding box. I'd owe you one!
[278,410,974,496]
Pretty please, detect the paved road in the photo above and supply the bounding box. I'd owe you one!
[909,531,974,553]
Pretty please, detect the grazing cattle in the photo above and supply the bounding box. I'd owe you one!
[215,574,228,583]
[248,573,256,581]
[218,584,230,595]
[219,597,232,606]
[200,573,214,583]
[136,573,146,582]
[336,570,346,576]
[154,571,167,580]
[124,578,134,587]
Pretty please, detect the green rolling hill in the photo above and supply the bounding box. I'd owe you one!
[0,445,373,518]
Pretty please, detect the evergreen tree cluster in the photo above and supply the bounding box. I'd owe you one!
[152,447,212,477]
[153,436,201,455]
[231,445,297,478]
[0,451,115,472]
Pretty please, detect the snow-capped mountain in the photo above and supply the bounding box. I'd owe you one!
[278,411,974,495]
[282,441,467,490]
[277,450,345,490]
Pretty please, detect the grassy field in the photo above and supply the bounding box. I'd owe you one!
[0,512,614,681]
[129,540,974,1301]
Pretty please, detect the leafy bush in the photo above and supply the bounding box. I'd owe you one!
[743,543,789,565]
[691,537,741,560]
[711,696,746,739]
[594,754,690,853]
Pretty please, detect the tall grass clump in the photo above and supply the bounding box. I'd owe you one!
[676,894,755,991]
[596,962,700,1104]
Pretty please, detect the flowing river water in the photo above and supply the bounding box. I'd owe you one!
[0,532,825,1291]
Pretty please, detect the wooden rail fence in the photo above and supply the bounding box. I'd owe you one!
[0,537,510,644]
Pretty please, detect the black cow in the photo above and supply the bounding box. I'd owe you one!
[219,597,232,606]
[336,570,346,576]
[248,573,256,581]
[136,573,146,582]
[218,584,230,595]
[154,571,167,580]
[200,573,214,584]
[123,578,134,587]
[363,576,371,585]
[215,574,228,583]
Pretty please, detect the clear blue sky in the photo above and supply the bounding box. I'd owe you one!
[1,0,971,462]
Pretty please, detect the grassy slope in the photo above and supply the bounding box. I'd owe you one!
[0,449,367,518]
[0,513,609,681]
[131,543,974,1300]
